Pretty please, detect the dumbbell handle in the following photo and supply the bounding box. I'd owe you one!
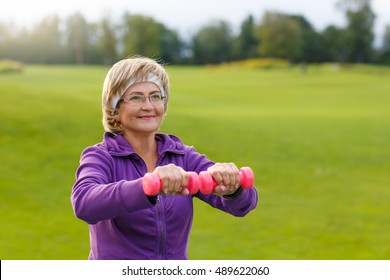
[142,172,200,196]
[199,167,254,194]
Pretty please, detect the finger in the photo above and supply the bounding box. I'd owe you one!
[162,169,177,194]
[209,163,240,192]
[223,163,234,189]
[218,164,234,187]
[229,163,240,189]
[207,163,224,185]
[172,168,184,193]
[160,171,170,194]
[180,170,190,192]
[213,185,226,193]
[154,165,191,196]
[180,188,190,196]
[154,166,172,194]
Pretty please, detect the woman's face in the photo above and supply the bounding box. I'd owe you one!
[116,82,165,136]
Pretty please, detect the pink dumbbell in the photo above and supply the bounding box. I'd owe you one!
[199,167,254,194]
[142,171,200,196]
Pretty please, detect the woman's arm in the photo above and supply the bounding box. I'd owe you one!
[184,146,258,217]
[71,146,154,224]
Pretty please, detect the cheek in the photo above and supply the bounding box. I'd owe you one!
[116,110,130,124]
[159,104,167,115]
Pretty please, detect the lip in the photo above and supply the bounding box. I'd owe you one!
[138,115,156,120]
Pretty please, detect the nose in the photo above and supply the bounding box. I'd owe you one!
[141,96,154,109]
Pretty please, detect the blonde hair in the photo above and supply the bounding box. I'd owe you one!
[102,56,170,134]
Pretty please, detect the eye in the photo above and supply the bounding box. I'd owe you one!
[128,95,143,102]
[150,93,162,101]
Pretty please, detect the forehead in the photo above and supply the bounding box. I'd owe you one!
[124,81,161,95]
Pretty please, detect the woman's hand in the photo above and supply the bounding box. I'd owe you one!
[207,163,241,196]
[153,164,190,196]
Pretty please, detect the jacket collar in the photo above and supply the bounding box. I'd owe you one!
[103,132,185,157]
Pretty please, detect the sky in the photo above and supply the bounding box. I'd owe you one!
[1,0,390,45]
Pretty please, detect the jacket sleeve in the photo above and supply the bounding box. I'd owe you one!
[71,145,155,224]
[184,146,258,217]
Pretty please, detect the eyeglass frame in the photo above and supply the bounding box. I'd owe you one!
[117,92,166,107]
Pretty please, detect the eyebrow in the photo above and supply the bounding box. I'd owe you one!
[128,90,161,96]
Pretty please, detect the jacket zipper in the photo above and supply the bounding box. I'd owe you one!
[148,152,165,259]
[133,153,166,259]
[156,195,165,259]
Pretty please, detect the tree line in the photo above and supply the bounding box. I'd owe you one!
[1,0,389,65]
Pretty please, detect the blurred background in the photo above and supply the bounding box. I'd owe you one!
[1,0,389,260]
[0,0,390,66]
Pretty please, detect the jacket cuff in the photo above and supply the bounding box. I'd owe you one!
[222,187,251,206]
[223,187,243,199]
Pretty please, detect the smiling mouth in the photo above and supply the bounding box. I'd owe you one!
[138,116,155,120]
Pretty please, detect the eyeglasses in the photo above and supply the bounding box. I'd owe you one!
[119,92,165,106]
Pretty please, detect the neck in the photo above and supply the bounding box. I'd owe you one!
[123,132,157,156]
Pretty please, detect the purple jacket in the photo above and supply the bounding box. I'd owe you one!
[71,132,258,259]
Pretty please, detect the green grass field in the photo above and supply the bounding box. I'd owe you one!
[1,63,389,259]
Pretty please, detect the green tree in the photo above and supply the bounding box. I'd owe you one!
[321,25,349,62]
[289,15,326,62]
[192,20,233,64]
[121,14,183,63]
[337,0,376,62]
[0,22,36,63]
[378,24,390,64]
[255,11,303,62]
[28,16,66,64]
[95,17,118,65]
[232,15,259,60]
[122,14,163,58]
[65,13,91,64]
[160,27,183,64]
[0,22,14,59]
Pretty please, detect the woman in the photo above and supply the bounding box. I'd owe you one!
[71,56,258,260]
